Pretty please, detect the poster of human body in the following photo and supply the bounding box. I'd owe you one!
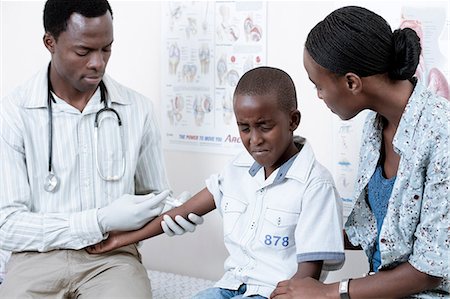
[161,1,267,154]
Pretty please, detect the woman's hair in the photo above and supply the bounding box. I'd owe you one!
[44,0,113,40]
[234,66,298,113]
[305,6,421,80]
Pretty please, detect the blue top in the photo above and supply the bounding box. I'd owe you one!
[345,82,449,297]
[367,164,396,272]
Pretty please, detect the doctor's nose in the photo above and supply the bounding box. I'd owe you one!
[87,51,107,71]
[316,89,323,100]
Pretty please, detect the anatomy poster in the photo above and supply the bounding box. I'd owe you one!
[161,1,267,154]
[332,1,449,217]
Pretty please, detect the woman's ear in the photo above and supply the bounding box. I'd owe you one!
[43,33,56,53]
[289,109,301,131]
[345,72,362,95]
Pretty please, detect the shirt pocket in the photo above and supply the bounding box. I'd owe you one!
[100,150,133,201]
[221,196,248,237]
[259,208,299,250]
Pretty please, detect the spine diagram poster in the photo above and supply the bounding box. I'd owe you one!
[161,1,267,154]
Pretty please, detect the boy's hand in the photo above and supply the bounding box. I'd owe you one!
[86,232,124,254]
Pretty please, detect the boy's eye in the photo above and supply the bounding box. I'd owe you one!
[238,125,250,133]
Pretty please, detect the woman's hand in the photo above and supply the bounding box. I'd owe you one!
[270,277,334,299]
[86,232,125,254]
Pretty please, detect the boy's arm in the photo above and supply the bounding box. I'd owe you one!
[292,261,324,280]
[87,188,215,253]
[269,261,323,299]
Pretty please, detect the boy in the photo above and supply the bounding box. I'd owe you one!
[88,67,345,298]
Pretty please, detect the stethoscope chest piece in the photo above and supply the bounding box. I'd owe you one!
[44,172,59,193]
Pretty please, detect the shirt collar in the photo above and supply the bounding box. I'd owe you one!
[393,82,429,154]
[22,65,131,108]
[246,136,314,185]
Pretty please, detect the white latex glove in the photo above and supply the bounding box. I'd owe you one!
[97,190,170,233]
[160,191,191,213]
[161,213,204,236]
[160,191,204,236]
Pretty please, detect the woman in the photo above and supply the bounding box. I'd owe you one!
[271,6,449,299]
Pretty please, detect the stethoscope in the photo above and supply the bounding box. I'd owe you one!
[44,66,125,192]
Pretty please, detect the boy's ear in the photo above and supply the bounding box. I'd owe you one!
[43,33,56,53]
[289,109,301,131]
[344,73,362,94]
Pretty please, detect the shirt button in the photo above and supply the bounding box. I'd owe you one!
[380,238,387,243]
[413,195,420,200]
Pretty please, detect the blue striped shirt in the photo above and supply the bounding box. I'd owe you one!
[0,66,170,252]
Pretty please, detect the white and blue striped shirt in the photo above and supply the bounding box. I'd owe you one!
[0,66,169,252]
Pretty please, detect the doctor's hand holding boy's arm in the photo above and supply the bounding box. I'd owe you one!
[87,188,215,254]
[160,191,205,236]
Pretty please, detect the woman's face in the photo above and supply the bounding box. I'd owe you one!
[303,48,361,120]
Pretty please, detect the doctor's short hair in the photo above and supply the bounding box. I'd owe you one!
[305,6,421,80]
[44,0,113,40]
[233,66,298,113]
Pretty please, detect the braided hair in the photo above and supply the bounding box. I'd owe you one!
[305,6,421,80]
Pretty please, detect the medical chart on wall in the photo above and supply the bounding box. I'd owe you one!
[161,1,267,154]
[332,1,450,217]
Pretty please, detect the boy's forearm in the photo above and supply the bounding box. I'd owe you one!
[293,261,324,280]
[115,187,216,246]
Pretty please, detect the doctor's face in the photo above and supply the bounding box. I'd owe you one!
[45,12,113,93]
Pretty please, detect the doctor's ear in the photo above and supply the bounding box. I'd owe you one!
[344,73,362,94]
[43,33,56,53]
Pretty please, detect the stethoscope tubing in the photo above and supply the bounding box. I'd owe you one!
[45,65,124,192]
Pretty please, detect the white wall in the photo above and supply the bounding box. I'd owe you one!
[1,0,382,282]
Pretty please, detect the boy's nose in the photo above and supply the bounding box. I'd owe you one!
[250,130,263,145]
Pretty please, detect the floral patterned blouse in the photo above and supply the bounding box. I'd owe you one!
[345,82,449,298]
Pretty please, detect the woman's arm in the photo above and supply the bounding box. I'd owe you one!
[87,188,215,253]
[270,261,442,299]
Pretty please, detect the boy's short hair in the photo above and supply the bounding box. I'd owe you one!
[44,0,113,40]
[234,66,298,113]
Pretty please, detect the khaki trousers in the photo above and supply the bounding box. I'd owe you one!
[0,244,152,299]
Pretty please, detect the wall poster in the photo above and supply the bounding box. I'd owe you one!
[161,1,267,155]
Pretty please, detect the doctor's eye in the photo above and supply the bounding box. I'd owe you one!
[75,50,89,57]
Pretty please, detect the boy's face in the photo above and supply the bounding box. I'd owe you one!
[234,93,299,178]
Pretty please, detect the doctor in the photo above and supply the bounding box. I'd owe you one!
[0,0,200,297]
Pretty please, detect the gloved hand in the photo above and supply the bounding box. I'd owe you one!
[160,190,205,236]
[97,190,170,233]
[161,213,204,236]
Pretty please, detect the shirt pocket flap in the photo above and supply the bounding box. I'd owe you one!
[221,196,248,213]
[265,208,299,227]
